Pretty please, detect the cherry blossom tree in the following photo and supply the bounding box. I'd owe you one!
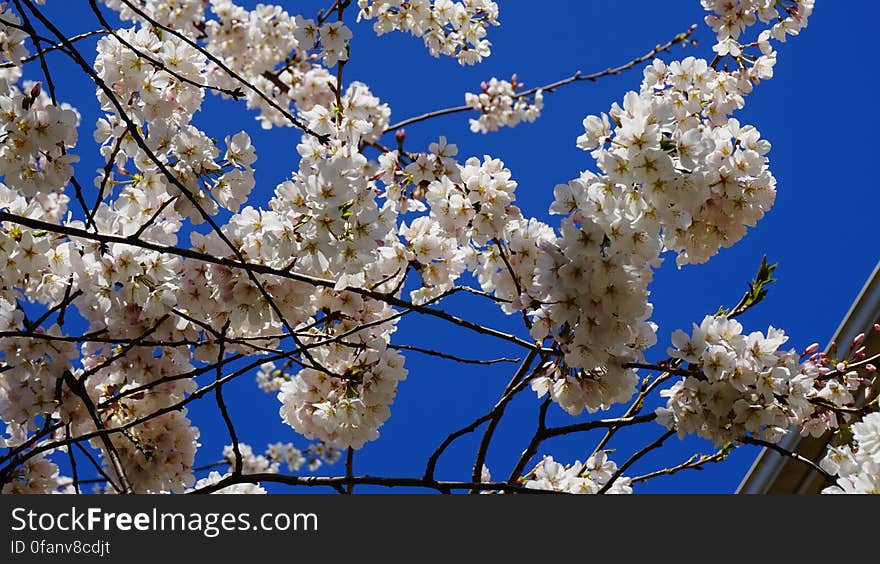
[0,0,876,495]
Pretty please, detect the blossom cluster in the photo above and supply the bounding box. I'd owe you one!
[821,412,880,494]
[702,0,814,44]
[657,314,875,449]
[0,81,79,198]
[356,0,500,65]
[581,56,777,267]
[186,439,342,493]
[524,453,632,494]
[103,411,201,494]
[657,315,817,444]
[279,338,408,450]
[1,452,71,494]
[107,1,353,131]
[413,154,527,304]
[702,0,814,88]
[515,51,779,417]
[299,80,391,146]
[0,5,29,83]
[465,76,543,134]
[526,170,658,415]
[204,0,311,129]
[99,0,206,35]
[209,1,356,120]
[224,441,307,474]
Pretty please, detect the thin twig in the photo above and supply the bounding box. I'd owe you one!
[214,322,242,475]
[65,423,81,494]
[596,429,675,494]
[389,343,520,365]
[471,350,540,490]
[738,436,834,483]
[63,370,134,493]
[74,441,122,494]
[384,24,698,133]
[629,446,732,485]
[507,396,552,483]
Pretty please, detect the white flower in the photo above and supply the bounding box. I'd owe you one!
[524,454,631,494]
[357,1,500,65]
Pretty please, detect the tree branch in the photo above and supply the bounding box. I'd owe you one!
[738,435,835,484]
[384,24,698,133]
[190,472,562,495]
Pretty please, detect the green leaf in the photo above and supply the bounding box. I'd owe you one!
[745,255,778,309]
[720,255,778,317]
[718,441,735,459]
[714,305,731,318]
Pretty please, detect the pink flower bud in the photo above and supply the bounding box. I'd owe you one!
[395,129,406,143]
[852,333,865,347]
[30,81,42,98]
[874,323,880,333]
[801,342,820,357]
[866,364,877,373]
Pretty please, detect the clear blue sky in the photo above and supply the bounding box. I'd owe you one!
[25,1,878,493]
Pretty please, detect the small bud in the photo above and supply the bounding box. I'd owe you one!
[866,364,877,373]
[852,333,865,347]
[395,129,406,144]
[29,81,42,99]
[875,323,880,333]
[801,342,820,357]
[836,362,847,372]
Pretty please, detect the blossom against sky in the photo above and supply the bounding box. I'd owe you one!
[4,0,875,494]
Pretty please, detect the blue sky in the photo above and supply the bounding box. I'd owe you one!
[21,1,878,493]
